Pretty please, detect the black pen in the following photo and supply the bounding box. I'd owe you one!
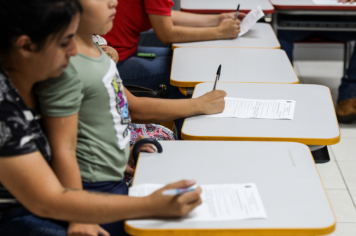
[213,64,221,91]
[234,4,240,21]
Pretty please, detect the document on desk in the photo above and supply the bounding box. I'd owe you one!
[208,97,296,120]
[313,0,356,5]
[239,6,265,37]
[129,183,267,222]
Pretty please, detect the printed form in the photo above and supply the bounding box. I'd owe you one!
[208,97,296,120]
[239,6,265,36]
[313,0,356,5]
[129,183,267,222]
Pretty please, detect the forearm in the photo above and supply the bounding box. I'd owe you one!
[129,97,202,123]
[51,151,83,189]
[41,189,152,224]
[171,10,220,27]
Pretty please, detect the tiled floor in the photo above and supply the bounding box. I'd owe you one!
[294,60,356,235]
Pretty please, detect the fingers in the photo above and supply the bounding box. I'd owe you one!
[125,165,135,176]
[238,12,246,19]
[213,89,227,97]
[98,226,110,236]
[183,197,203,214]
[140,145,156,153]
[178,187,202,204]
[163,180,196,190]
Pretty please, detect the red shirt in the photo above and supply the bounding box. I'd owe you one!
[104,0,174,61]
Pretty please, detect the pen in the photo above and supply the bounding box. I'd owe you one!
[162,186,197,196]
[213,64,221,91]
[234,4,240,21]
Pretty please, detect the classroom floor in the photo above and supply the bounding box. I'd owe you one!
[294,60,356,236]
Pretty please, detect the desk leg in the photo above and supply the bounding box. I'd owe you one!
[309,145,330,164]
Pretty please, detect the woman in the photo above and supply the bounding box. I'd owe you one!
[0,0,201,235]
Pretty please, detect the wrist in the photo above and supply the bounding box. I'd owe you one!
[191,98,205,115]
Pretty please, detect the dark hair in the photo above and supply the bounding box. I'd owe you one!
[0,0,82,57]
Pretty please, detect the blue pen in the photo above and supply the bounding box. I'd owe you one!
[162,186,198,196]
[234,4,240,21]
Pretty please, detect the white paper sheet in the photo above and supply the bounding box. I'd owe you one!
[239,6,265,37]
[129,183,267,222]
[208,97,296,120]
[313,0,356,5]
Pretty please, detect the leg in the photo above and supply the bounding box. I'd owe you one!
[138,29,171,48]
[82,181,130,236]
[277,30,314,64]
[118,46,186,99]
[0,207,68,236]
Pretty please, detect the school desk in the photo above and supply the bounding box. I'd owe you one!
[171,48,298,93]
[125,141,336,236]
[172,23,280,50]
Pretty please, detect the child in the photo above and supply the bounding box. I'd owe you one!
[36,0,224,235]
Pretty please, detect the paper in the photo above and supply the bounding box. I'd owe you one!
[208,97,296,120]
[239,6,265,37]
[129,183,267,222]
[313,0,356,5]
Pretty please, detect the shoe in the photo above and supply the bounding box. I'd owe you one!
[336,98,356,124]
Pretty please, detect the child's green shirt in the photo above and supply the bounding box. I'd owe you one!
[36,49,131,182]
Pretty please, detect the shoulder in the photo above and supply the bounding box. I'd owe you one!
[144,0,174,15]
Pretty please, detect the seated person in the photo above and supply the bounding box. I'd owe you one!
[103,0,245,99]
[35,0,225,235]
[0,1,202,236]
[278,0,356,123]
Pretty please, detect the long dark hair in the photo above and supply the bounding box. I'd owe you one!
[0,0,82,61]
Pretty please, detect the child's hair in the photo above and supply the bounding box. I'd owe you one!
[0,0,82,61]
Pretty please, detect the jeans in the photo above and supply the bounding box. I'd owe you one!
[82,180,130,236]
[0,207,68,236]
[278,30,356,102]
[118,29,189,139]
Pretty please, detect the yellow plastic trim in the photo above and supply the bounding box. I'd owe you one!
[125,223,335,236]
[179,87,188,96]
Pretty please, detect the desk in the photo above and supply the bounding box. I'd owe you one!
[125,141,336,236]
[173,23,280,50]
[180,0,274,14]
[182,83,340,146]
[270,0,356,33]
[171,48,298,89]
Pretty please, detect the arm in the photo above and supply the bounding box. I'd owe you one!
[0,152,202,224]
[44,114,82,190]
[126,88,226,124]
[171,10,245,27]
[44,114,105,235]
[338,0,355,3]
[148,14,240,44]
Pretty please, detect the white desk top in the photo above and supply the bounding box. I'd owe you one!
[182,83,340,145]
[271,0,356,9]
[173,23,280,49]
[171,48,298,87]
[181,0,274,14]
[126,141,336,236]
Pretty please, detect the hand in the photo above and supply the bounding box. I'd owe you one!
[100,46,119,64]
[195,90,227,115]
[338,0,355,3]
[217,12,246,25]
[67,223,110,236]
[146,180,202,218]
[126,135,156,176]
[216,19,241,39]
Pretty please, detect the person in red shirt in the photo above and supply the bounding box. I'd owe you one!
[104,0,245,99]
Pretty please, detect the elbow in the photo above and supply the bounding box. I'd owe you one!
[26,200,56,219]
[156,33,174,44]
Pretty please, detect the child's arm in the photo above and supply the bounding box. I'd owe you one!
[0,153,202,223]
[171,10,245,27]
[44,114,108,235]
[148,13,241,44]
[126,88,226,124]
